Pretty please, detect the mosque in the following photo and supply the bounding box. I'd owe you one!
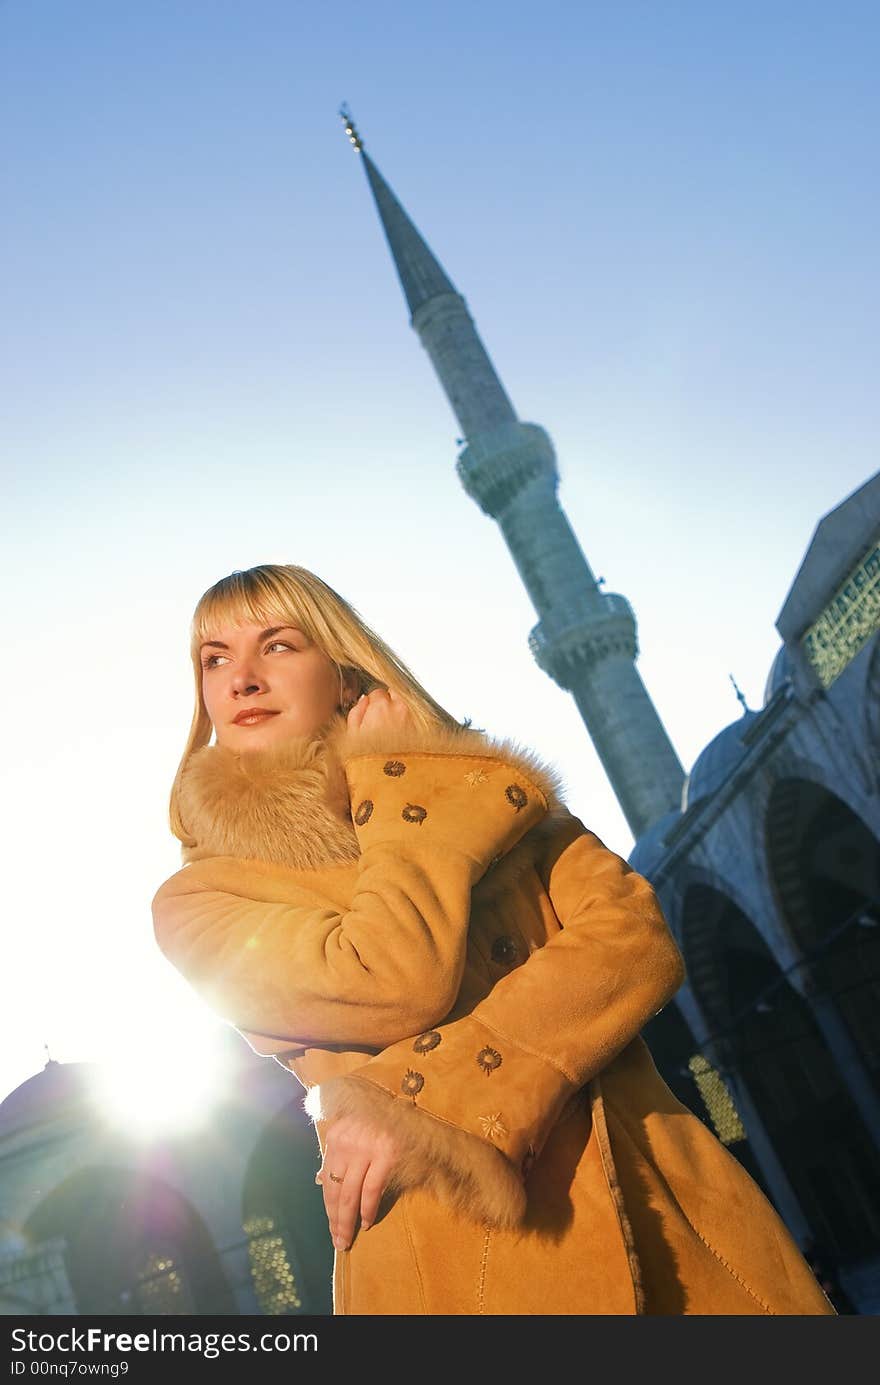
[2,117,878,1316]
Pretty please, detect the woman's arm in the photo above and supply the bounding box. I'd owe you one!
[152,745,551,1050]
[309,811,687,1228]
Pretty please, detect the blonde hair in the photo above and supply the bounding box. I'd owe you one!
[168,563,469,846]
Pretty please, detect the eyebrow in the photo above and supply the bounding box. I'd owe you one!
[199,626,305,652]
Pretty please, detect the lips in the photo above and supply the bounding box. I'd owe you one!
[232,709,281,726]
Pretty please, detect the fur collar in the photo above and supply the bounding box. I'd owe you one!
[177,708,570,892]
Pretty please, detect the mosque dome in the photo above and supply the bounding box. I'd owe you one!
[763,645,793,706]
[628,809,681,878]
[681,709,760,812]
[0,1060,99,1138]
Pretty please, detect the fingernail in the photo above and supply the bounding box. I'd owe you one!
[360,1220,371,1231]
[334,1236,348,1250]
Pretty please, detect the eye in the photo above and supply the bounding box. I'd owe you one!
[201,640,295,671]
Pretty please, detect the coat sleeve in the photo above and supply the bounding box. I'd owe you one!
[308,811,687,1229]
[152,749,549,1050]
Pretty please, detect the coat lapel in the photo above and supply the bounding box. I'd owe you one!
[177,709,360,872]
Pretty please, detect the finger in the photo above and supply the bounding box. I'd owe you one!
[348,689,380,730]
[332,1158,371,1249]
[357,694,391,734]
[318,1129,353,1241]
[346,695,368,728]
[359,1159,394,1229]
[322,1181,352,1249]
[316,1149,349,1229]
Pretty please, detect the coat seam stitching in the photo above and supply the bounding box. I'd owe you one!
[477,1226,491,1315]
[682,1223,777,1314]
[401,1198,428,1314]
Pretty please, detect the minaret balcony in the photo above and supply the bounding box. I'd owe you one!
[529,595,638,687]
[456,421,558,517]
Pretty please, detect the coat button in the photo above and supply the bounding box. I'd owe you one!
[491,935,519,966]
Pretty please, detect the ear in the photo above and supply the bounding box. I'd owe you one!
[340,666,362,703]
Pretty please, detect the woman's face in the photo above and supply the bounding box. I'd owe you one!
[200,620,347,751]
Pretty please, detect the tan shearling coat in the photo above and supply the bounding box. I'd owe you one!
[151,711,836,1315]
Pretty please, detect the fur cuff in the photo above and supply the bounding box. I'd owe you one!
[323,713,568,819]
[306,1073,527,1230]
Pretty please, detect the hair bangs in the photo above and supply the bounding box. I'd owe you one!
[190,568,318,654]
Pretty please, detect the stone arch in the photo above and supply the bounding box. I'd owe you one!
[242,1099,332,1315]
[754,749,875,894]
[680,879,879,1258]
[676,864,769,1029]
[765,776,880,1084]
[25,1166,235,1316]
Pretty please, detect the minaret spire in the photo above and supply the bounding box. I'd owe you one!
[342,113,685,837]
[730,673,751,714]
[339,104,362,152]
[340,105,459,316]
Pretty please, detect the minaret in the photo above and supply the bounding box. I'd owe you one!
[340,109,685,837]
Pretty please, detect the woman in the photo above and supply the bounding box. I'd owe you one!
[152,563,836,1316]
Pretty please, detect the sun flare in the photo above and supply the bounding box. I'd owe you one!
[95,1037,226,1138]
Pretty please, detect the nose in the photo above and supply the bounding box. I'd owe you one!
[231,665,267,698]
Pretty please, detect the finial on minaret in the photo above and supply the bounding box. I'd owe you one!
[339,104,363,153]
[729,673,750,714]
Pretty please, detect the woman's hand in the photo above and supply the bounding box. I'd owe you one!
[346,685,415,737]
[315,1114,404,1249]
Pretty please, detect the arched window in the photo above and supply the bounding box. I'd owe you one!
[243,1214,304,1315]
[132,1246,195,1315]
[687,1054,747,1147]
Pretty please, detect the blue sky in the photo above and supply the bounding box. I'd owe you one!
[2,0,877,1107]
